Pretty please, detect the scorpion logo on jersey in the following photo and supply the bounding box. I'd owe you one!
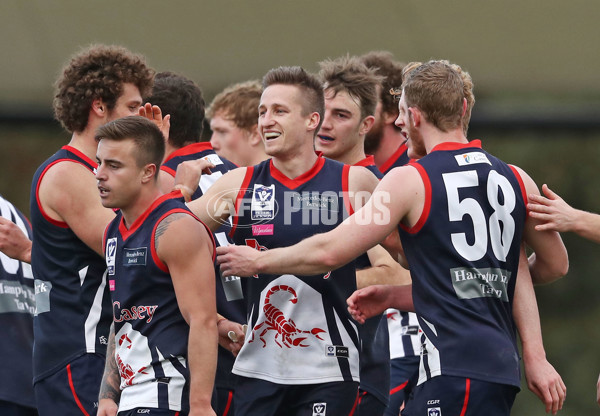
[116,352,149,386]
[250,284,326,348]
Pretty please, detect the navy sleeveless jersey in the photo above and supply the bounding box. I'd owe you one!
[162,142,245,390]
[352,156,390,405]
[230,157,360,384]
[104,192,215,412]
[30,145,111,382]
[398,140,527,388]
[0,195,36,407]
[379,143,410,175]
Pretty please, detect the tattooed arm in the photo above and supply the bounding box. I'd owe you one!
[98,323,120,416]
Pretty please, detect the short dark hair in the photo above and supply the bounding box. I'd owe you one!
[53,44,154,134]
[262,66,325,132]
[95,116,165,177]
[319,54,383,120]
[359,51,405,117]
[146,71,205,148]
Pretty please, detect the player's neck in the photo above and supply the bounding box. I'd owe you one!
[372,126,405,168]
[271,149,319,180]
[424,126,468,154]
[335,141,366,166]
[67,129,99,162]
[121,186,163,229]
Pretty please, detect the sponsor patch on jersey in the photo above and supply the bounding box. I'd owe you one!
[251,184,275,220]
[34,279,52,315]
[123,247,147,266]
[325,345,349,358]
[401,325,420,336]
[252,224,273,236]
[454,151,491,166]
[312,402,327,416]
[450,266,511,301]
[202,153,224,166]
[109,279,116,291]
[106,238,117,275]
[428,407,442,416]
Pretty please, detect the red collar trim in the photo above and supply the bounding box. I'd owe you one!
[62,145,97,167]
[118,191,181,240]
[380,143,408,173]
[354,155,376,167]
[429,139,482,153]
[269,157,325,190]
[163,142,213,163]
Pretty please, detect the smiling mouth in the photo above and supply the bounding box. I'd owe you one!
[98,186,109,196]
[264,132,281,140]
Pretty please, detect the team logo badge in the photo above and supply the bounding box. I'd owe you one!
[428,407,442,416]
[251,184,275,220]
[312,402,326,416]
[106,238,117,275]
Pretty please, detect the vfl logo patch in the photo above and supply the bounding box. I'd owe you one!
[251,184,275,220]
[454,151,491,166]
[325,345,349,358]
[123,247,147,266]
[428,407,442,416]
[106,238,117,275]
[312,402,326,416]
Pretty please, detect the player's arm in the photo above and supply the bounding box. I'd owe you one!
[347,284,414,324]
[513,166,569,284]
[184,167,247,231]
[216,165,422,278]
[0,217,32,263]
[156,213,217,415]
[529,184,600,244]
[357,245,412,288]
[513,245,566,415]
[98,323,120,416]
[39,161,115,256]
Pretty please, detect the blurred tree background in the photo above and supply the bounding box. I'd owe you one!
[1,0,600,414]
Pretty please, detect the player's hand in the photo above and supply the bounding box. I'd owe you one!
[97,398,119,416]
[347,285,391,324]
[139,103,171,141]
[217,318,246,357]
[528,184,578,233]
[173,159,216,201]
[0,217,32,263]
[216,245,261,277]
[523,353,566,414]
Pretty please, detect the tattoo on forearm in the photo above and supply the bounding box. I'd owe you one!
[155,213,187,250]
[99,324,121,402]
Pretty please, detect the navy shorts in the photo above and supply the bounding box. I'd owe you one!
[34,353,104,416]
[0,400,38,416]
[385,356,419,416]
[118,409,183,416]
[214,387,234,416]
[402,375,518,416]
[234,376,359,416]
[356,389,387,416]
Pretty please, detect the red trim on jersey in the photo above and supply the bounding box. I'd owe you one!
[379,143,408,173]
[269,157,325,190]
[429,139,482,153]
[342,164,353,216]
[222,390,233,415]
[354,155,376,167]
[229,167,254,238]
[160,165,176,177]
[66,364,91,416]
[35,157,97,229]
[62,145,98,167]
[163,142,214,163]
[459,378,471,416]
[348,389,360,416]
[389,380,409,395]
[399,163,431,234]
[509,165,528,215]
[118,192,180,240]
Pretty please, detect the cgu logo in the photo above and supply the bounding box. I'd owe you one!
[137,410,151,414]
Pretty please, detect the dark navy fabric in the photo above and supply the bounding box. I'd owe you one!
[30,145,111,383]
[379,143,410,176]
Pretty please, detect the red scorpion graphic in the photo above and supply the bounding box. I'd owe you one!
[250,284,326,348]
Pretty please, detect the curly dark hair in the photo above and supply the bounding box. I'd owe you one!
[146,71,205,148]
[53,44,155,133]
[359,51,405,117]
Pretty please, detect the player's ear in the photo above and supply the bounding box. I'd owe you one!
[408,107,421,127]
[92,99,106,117]
[359,115,375,136]
[307,112,320,132]
[141,164,157,184]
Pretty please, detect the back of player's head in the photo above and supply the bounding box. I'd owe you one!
[95,116,164,176]
[262,66,325,131]
[147,71,205,147]
[53,44,154,134]
[359,51,405,118]
[206,80,262,131]
[319,54,383,120]
[401,60,465,132]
